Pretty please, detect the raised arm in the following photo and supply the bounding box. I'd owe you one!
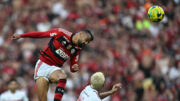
[12,29,59,39]
[99,83,122,99]
[20,31,51,38]
[70,51,80,72]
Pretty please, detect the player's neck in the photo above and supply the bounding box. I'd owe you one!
[10,90,16,94]
[90,85,100,92]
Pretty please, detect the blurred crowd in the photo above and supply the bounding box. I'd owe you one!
[0,0,180,101]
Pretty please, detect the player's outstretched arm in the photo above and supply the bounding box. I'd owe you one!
[12,29,60,40]
[12,32,51,39]
[99,83,122,99]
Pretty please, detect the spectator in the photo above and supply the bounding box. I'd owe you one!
[77,72,122,101]
[0,79,29,101]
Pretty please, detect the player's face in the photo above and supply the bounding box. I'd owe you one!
[74,31,92,47]
[8,81,18,92]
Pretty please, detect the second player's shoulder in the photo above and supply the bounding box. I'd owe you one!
[88,86,101,101]
[85,86,99,96]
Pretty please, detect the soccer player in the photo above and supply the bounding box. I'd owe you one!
[12,28,94,101]
[77,72,122,101]
[0,79,29,101]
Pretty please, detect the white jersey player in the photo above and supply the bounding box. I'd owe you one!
[78,85,101,101]
[77,72,122,101]
[0,80,29,101]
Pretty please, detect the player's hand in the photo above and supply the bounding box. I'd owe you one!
[72,64,79,72]
[111,83,122,94]
[12,34,20,40]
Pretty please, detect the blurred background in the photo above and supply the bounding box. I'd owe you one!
[0,0,180,101]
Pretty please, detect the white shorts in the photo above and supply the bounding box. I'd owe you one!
[34,59,62,82]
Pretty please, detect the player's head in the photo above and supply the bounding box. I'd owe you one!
[71,29,94,48]
[8,79,18,93]
[90,72,105,91]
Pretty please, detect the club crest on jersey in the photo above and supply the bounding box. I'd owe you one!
[66,45,72,50]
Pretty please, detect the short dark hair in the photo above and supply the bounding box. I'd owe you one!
[81,29,94,41]
[7,78,17,84]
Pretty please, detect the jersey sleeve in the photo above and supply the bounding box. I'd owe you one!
[70,51,81,72]
[20,29,61,38]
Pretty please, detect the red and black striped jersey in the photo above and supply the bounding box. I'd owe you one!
[20,28,81,72]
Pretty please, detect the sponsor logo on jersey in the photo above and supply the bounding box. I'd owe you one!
[55,48,69,60]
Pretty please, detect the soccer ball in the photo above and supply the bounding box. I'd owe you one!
[148,5,165,22]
